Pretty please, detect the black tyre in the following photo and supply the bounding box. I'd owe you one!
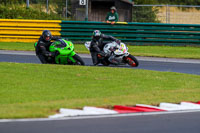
[101,59,110,66]
[72,54,85,65]
[97,53,110,66]
[125,54,139,67]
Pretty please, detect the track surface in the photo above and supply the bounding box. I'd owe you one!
[0,50,200,75]
[1,111,200,133]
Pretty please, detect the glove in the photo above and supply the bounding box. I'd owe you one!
[55,51,60,56]
[116,40,121,45]
[45,52,55,57]
[51,52,56,57]
[109,47,116,51]
[109,46,118,52]
[45,53,50,57]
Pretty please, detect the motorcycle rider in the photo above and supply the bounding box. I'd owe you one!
[35,30,61,64]
[90,30,121,65]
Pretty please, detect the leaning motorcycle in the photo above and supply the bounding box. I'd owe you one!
[34,39,85,65]
[85,41,139,67]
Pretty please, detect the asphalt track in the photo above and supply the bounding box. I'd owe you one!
[0,50,200,133]
[0,50,200,75]
[1,111,200,133]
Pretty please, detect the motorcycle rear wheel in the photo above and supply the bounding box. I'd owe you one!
[125,54,139,67]
[72,54,85,65]
[97,53,110,66]
[101,60,110,66]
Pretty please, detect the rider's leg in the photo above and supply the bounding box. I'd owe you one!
[91,51,100,65]
[37,54,48,64]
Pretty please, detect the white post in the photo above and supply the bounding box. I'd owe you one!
[85,0,88,21]
[46,0,49,14]
[168,5,170,23]
[26,0,29,9]
[66,0,68,19]
[166,4,169,23]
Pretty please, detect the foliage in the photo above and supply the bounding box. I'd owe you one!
[133,0,200,5]
[0,0,24,5]
[132,6,160,23]
[157,0,200,5]
[0,4,62,20]
[132,0,200,23]
[0,0,72,20]
[132,0,160,23]
[2,0,200,5]
[49,0,71,18]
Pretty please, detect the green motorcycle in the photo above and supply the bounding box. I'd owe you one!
[34,39,85,65]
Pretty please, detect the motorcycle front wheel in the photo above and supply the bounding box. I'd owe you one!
[125,54,139,67]
[72,54,85,66]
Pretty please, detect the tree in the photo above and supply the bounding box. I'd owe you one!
[132,0,160,23]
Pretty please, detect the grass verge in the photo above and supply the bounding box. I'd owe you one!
[1,42,200,59]
[0,62,200,118]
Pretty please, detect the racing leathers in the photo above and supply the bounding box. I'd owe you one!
[35,36,60,64]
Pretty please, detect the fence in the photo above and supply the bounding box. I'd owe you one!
[1,19,200,46]
[0,19,61,42]
[60,21,200,46]
[133,5,200,24]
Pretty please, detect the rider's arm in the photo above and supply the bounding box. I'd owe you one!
[51,36,61,40]
[38,41,52,56]
[102,34,120,44]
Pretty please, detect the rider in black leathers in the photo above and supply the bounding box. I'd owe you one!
[90,30,120,65]
[35,30,60,64]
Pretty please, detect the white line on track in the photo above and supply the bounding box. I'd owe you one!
[1,109,200,123]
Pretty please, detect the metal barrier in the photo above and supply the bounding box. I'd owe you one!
[0,19,61,42]
[1,19,200,46]
[60,21,200,46]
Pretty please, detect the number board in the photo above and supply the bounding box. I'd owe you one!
[79,0,86,5]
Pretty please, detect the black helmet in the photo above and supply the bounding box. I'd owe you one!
[93,30,101,40]
[42,30,52,41]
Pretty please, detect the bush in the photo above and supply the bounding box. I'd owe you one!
[132,6,160,23]
[132,0,160,23]
[0,4,63,20]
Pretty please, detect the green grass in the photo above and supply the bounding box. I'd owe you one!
[1,42,200,59]
[131,46,200,59]
[0,62,200,118]
[0,42,35,51]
